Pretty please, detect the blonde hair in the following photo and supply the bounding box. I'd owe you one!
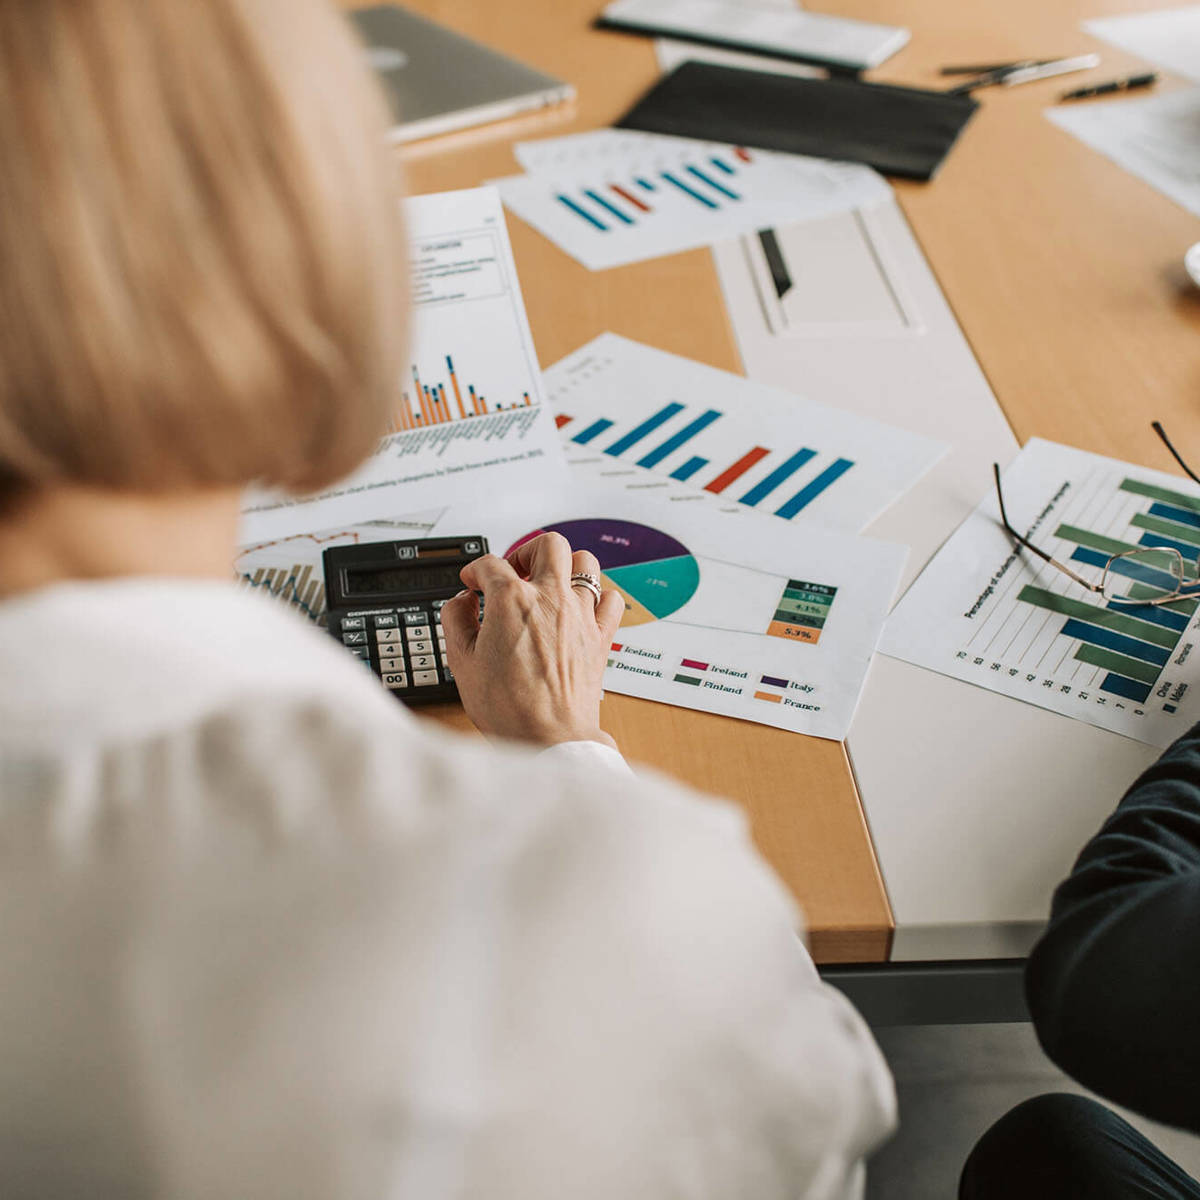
[0,0,404,499]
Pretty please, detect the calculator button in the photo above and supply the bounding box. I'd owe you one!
[373,613,398,628]
[403,612,430,626]
[413,670,439,687]
[410,654,436,670]
[376,628,402,644]
[407,639,433,655]
[340,616,366,631]
[405,625,432,642]
[379,656,405,672]
[382,672,409,689]
[348,646,371,662]
[464,540,482,555]
[342,630,367,646]
[440,652,450,666]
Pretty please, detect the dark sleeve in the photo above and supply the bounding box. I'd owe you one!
[1026,722,1200,1131]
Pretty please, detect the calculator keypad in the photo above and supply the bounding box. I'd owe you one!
[335,599,455,699]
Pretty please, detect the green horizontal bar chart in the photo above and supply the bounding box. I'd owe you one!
[1055,525,1139,557]
[1120,478,1200,514]
[1131,512,1200,550]
[1125,582,1200,614]
[1017,586,1180,648]
[1074,643,1163,686]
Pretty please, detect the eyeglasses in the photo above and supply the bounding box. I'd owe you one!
[993,422,1200,608]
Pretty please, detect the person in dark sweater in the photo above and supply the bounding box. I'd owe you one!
[960,721,1200,1198]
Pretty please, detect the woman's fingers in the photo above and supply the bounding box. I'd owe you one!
[571,549,601,578]
[596,589,625,639]
[506,532,572,585]
[439,588,481,661]
[459,552,518,594]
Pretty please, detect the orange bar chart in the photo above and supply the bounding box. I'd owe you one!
[395,352,534,429]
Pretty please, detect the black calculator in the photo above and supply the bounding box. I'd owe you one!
[323,535,488,704]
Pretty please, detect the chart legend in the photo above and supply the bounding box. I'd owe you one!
[768,580,837,644]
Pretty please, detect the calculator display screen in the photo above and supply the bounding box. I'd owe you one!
[345,564,462,595]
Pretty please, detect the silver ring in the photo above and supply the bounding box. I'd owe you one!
[569,572,603,607]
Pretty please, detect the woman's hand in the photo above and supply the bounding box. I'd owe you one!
[439,533,625,747]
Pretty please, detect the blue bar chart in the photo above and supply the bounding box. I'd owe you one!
[565,397,856,518]
[545,333,946,535]
[498,129,892,271]
[553,148,752,233]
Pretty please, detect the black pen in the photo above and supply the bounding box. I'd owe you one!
[1060,72,1159,101]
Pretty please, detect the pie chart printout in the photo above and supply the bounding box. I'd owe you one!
[507,518,700,627]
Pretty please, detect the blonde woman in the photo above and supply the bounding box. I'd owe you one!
[0,2,894,1197]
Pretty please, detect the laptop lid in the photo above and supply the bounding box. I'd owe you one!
[349,5,574,143]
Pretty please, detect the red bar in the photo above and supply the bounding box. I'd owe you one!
[681,658,708,671]
[734,146,752,163]
[610,183,651,213]
[611,643,622,652]
[555,414,573,429]
[705,446,769,494]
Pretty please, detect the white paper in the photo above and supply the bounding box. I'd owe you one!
[546,333,946,534]
[654,37,824,77]
[240,187,566,542]
[654,0,823,80]
[882,438,1200,748]
[234,513,443,627]
[435,481,906,739]
[1047,86,1200,219]
[496,130,890,272]
[602,0,908,70]
[1084,6,1200,83]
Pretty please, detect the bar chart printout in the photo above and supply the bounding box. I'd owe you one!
[241,187,565,543]
[496,129,891,271]
[234,514,442,626]
[435,480,908,740]
[881,438,1200,748]
[547,333,946,534]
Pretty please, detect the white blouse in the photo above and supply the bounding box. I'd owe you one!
[0,579,894,1200]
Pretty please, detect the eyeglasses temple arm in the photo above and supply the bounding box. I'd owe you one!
[994,463,1054,565]
[1152,420,1200,487]
[992,463,1104,593]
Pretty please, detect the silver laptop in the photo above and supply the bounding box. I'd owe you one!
[349,5,574,143]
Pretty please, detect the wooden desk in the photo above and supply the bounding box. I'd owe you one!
[347,0,1200,963]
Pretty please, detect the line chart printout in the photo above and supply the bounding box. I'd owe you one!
[546,333,946,533]
[234,512,443,627]
[882,439,1200,747]
[240,187,565,543]
[434,482,907,739]
[495,129,890,271]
